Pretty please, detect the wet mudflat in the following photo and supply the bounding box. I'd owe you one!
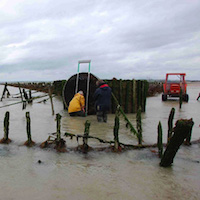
[0,82,199,200]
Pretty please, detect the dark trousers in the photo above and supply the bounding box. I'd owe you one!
[96,111,108,122]
[69,111,85,117]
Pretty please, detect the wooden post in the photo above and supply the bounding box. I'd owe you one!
[136,107,142,145]
[132,79,136,113]
[49,86,55,115]
[168,108,175,144]
[160,119,194,167]
[83,120,90,152]
[24,112,35,146]
[184,118,194,145]
[4,111,10,140]
[143,81,149,112]
[55,113,66,152]
[28,90,33,103]
[56,113,62,141]
[23,89,28,101]
[125,81,130,113]
[141,81,144,112]
[119,79,123,106]
[113,112,120,151]
[18,83,26,110]
[0,111,11,144]
[137,80,142,110]
[111,79,116,113]
[26,112,31,143]
[157,121,163,158]
[1,83,10,101]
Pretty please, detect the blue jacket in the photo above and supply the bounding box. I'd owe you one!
[94,84,111,111]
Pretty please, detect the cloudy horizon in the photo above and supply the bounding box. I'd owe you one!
[0,0,200,82]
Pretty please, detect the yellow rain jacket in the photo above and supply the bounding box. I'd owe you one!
[68,93,85,113]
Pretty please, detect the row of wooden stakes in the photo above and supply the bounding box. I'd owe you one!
[0,107,196,167]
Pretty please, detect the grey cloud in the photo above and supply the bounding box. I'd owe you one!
[0,0,200,81]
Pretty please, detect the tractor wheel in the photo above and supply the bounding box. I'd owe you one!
[184,94,189,102]
[162,94,167,101]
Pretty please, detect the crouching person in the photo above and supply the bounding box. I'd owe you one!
[94,80,111,122]
[68,91,85,117]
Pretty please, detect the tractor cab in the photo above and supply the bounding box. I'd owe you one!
[162,73,189,102]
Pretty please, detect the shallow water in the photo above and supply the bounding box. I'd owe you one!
[0,83,199,200]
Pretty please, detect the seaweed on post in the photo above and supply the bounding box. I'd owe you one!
[83,120,91,153]
[113,109,120,151]
[184,118,194,146]
[76,120,92,153]
[112,93,139,140]
[157,121,163,158]
[40,113,66,151]
[55,113,66,152]
[0,111,11,144]
[168,108,175,144]
[24,112,35,147]
[136,107,142,145]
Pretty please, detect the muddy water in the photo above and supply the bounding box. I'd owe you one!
[0,83,199,200]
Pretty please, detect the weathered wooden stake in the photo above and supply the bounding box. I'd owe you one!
[119,79,123,106]
[56,113,62,141]
[113,111,120,151]
[23,89,28,101]
[136,107,142,145]
[184,118,194,145]
[1,83,10,101]
[125,81,130,113]
[24,112,35,146]
[28,90,33,103]
[49,86,55,115]
[83,120,91,153]
[54,113,66,152]
[26,112,31,143]
[4,111,10,140]
[0,111,11,144]
[18,83,26,110]
[157,121,163,158]
[167,108,175,144]
[143,81,149,112]
[160,118,194,167]
[132,79,136,113]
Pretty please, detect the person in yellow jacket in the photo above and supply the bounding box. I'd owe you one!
[68,91,85,117]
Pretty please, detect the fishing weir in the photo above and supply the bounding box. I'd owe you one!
[0,79,199,168]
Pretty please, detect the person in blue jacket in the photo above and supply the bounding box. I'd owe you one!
[94,80,111,122]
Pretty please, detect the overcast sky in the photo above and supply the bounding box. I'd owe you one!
[0,0,200,81]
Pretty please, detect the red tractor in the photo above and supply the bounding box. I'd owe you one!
[162,73,189,102]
